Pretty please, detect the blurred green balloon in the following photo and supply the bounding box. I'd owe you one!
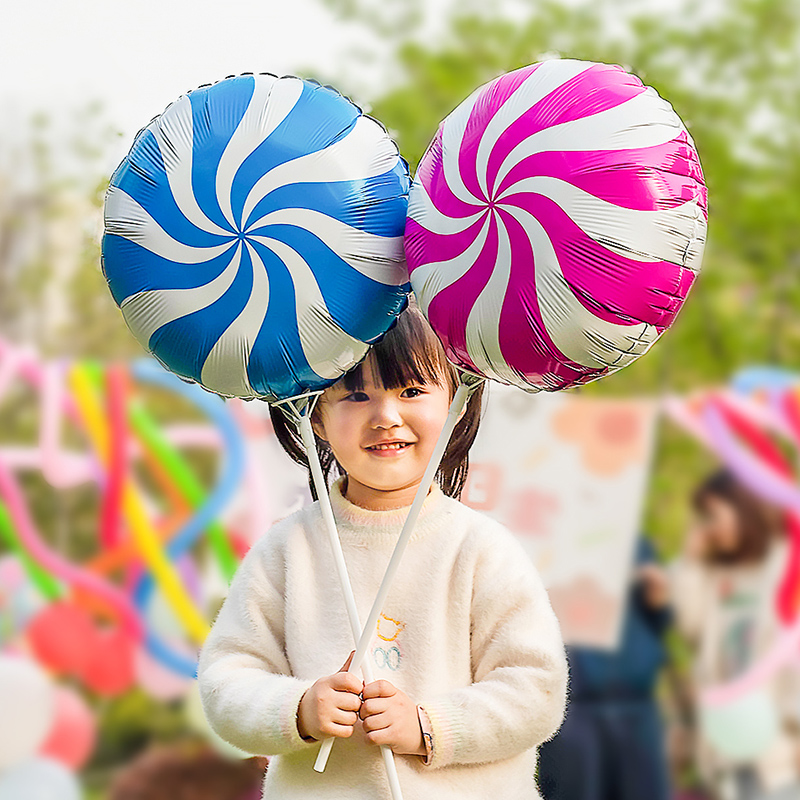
[700,689,780,761]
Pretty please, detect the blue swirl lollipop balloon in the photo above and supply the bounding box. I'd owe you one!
[102,74,410,400]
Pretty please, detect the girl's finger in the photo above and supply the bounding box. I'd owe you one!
[365,727,392,747]
[339,650,355,672]
[362,679,397,700]
[359,696,391,719]
[321,721,357,739]
[334,689,363,713]
[362,711,392,733]
[330,672,364,694]
[331,708,359,727]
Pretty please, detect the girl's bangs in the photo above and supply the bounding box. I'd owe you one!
[342,312,452,391]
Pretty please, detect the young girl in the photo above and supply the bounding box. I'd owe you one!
[672,470,800,800]
[198,307,568,799]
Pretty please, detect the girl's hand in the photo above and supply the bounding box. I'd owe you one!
[359,679,426,756]
[297,652,363,741]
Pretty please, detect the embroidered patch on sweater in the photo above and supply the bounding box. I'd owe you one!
[377,614,405,641]
[373,614,405,671]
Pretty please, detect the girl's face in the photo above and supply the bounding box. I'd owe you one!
[314,360,453,510]
[698,495,741,557]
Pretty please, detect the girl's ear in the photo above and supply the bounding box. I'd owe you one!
[311,414,328,442]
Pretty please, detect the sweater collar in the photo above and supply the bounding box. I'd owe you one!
[328,476,448,543]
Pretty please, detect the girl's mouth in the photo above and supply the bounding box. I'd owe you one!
[366,442,412,452]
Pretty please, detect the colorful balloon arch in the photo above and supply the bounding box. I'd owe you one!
[0,337,313,690]
[5,335,800,771]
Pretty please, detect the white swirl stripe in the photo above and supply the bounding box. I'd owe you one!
[215,76,303,229]
[411,216,492,315]
[440,85,487,207]
[494,88,684,192]
[120,243,242,346]
[501,176,707,269]
[406,180,485,235]
[150,96,233,237]
[105,186,235,263]
[505,204,659,369]
[253,235,369,379]
[464,217,524,386]
[200,243,271,397]
[241,116,400,229]
[252,207,406,285]
[475,60,593,198]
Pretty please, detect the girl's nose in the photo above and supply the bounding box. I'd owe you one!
[371,396,403,429]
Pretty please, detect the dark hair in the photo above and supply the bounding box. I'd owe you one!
[269,306,484,500]
[692,469,782,565]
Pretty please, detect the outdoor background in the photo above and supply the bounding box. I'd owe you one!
[1,0,798,797]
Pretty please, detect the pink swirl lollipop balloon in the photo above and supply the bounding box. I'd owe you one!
[405,59,707,391]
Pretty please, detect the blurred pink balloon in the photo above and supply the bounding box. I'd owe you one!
[39,685,96,770]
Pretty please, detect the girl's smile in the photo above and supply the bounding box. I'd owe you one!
[364,439,414,455]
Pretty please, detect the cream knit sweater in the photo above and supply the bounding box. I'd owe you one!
[198,479,568,800]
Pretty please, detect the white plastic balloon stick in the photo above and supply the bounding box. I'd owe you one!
[278,397,404,800]
[314,372,484,772]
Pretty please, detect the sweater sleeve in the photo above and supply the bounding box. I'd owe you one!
[418,530,568,769]
[197,532,316,757]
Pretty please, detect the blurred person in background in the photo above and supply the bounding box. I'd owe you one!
[537,536,673,800]
[107,742,268,800]
[671,469,800,800]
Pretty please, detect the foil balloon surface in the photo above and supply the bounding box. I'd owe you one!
[405,60,707,391]
[103,74,410,401]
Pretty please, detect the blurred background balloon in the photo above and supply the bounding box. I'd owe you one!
[0,655,55,771]
[39,686,97,771]
[0,757,83,800]
[27,602,97,677]
[699,690,780,762]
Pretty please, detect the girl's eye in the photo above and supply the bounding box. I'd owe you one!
[401,386,425,398]
[345,391,369,402]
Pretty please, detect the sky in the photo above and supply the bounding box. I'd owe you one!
[0,0,401,169]
[1,0,719,176]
